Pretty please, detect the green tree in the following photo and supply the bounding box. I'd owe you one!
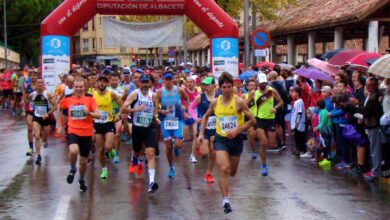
[0,0,61,65]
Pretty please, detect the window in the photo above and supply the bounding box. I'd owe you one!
[92,19,95,31]
[83,39,89,52]
[82,24,88,31]
[99,38,103,48]
[92,38,96,50]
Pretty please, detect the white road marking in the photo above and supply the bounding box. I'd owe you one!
[53,195,71,220]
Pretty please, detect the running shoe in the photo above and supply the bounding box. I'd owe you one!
[266,147,280,152]
[251,151,257,160]
[67,169,76,184]
[128,163,136,173]
[100,169,108,179]
[189,154,197,163]
[223,203,233,214]
[204,172,215,183]
[148,182,159,193]
[35,155,42,165]
[43,142,48,148]
[136,163,144,175]
[109,149,117,159]
[173,146,180,157]
[300,152,312,158]
[279,144,287,151]
[113,154,120,164]
[335,161,346,170]
[79,179,88,192]
[261,166,268,176]
[364,171,378,181]
[26,148,33,156]
[120,133,126,142]
[168,167,175,178]
[127,138,132,145]
[319,159,331,166]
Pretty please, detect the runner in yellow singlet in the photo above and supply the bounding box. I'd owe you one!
[198,72,255,214]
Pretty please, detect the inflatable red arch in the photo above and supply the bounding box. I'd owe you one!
[40,0,239,92]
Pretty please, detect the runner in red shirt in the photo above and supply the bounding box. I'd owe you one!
[60,77,100,192]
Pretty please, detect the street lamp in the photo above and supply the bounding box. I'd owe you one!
[244,0,250,70]
[3,0,8,68]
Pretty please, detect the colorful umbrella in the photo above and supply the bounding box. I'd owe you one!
[328,49,364,66]
[293,68,335,84]
[277,63,293,70]
[240,70,257,81]
[368,54,390,78]
[307,58,339,76]
[346,52,382,68]
[256,61,275,69]
[365,58,379,66]
[320,48,345,60]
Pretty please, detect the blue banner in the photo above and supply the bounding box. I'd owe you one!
[42,35,70,56]
[211,38,239,79]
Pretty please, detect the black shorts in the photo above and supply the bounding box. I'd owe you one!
[213,134,243,156]
[26,111,34,117]
[68,134,92,158]
[256,118,276,132]
[275,111,284,125]
[33,116,50,127]
[15,92,23,97]
[94,122,116,134]
[132,126,158,153]
[2,89,13,97]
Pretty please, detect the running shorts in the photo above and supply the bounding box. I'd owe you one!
[132,125,158,153]
[93,122,116,134]
[213,134,243,157]
[68,134,92,158]
[256,118,276,132]
[33,116,50,127]
[160,120,184,141]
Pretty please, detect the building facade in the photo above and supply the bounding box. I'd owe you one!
[0,46,20,69]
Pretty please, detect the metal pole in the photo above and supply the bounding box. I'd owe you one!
[3,0,8,68]
[244,0,250,69]
[252,3,257,64]
[183,16,187,64]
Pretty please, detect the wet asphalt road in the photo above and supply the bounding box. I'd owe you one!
[0,112,390,220]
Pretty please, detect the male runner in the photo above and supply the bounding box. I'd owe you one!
[22,71,38,156]
[255,73,283,176]
[189,77,217,183]
[61,77,100,192]
[244,79,259,159]
[198,72,255,214]
[108,72,125,163]
[121,74,160,192]
[93,75,122,179]
[28,78,56,164]
[156,71,189,178]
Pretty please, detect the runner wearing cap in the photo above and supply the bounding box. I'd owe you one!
[121,74,160,192]
[93,75,122,179]
[197,72,256,214]
[27,78,56,164]
[60,77,100,192]
[255,73,284,176]
[22,71,38,156]
[244,79,260,159]
[156,71,189,178]
[189,76,218,183]
[107,72,126,163]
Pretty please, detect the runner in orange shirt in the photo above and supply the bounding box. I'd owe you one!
[60,77,100,192]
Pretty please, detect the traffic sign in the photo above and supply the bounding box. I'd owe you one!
[250,29,271,50]
[255,49,268,57]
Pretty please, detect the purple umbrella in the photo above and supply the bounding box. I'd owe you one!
[293,68,335,84]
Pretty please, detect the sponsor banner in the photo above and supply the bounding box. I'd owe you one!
[42,35,70,93]
[211,38,238,81]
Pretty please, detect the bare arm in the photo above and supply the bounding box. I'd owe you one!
[273,89,284,110]
[112,92,123,109]
[178,87,189,104]
[120,91,139,114]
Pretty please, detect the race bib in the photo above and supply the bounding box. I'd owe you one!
[220,116,238,134]
[34,105,47,117]
[70,105,86,120]
[94,111,109,123]
[135,112,153,127]
[206,116,216,130]
[164,118,179,130]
